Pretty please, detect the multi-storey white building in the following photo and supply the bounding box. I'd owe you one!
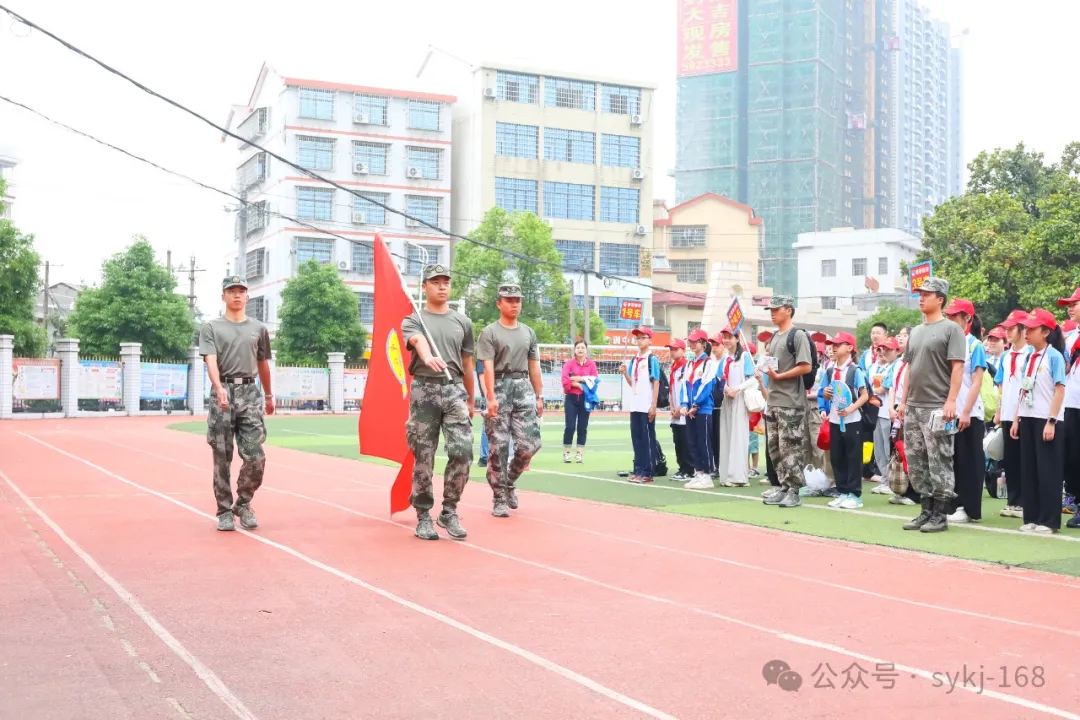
[794,227,922,309]
[890,0,963,237]
[0,147,17,220]
[451,62,656,336]
[224,64,455,332]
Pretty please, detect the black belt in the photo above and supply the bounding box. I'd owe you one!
[413,375,461,385]
[222,377,256,385]
[494,371,528,379]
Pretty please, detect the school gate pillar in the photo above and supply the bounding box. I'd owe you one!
[120,343,142,416]
[0,335,12,419]
[56,338,80,418]
[188,345,204,416]
[328,352,346,414]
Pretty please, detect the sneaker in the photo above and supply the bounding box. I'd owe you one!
[711,471,721,480]
[828,494,847,508]
[415,512,439,540]
[871,482,891,495]
[630,475,654,484]
[233,504,258,530]
[492,502,511,518]
[759,477,772,486]
[723,479,750,487]
[870,475,883,483]
[575,452,583,464]
[436,511,467,540]
[824,488,843,498]
[563,451,571,464]
[889,494,915,505]
[216,513,235,532]
[948,507,971,524]
[507,489,519,510]
[778,488,802,508]
[749,468,761,477]
[685,476,714,490]
[762,486,784,499]
[1063,495,1077,514]
[1033,525,1057,535]
[840,495,864,510]
[478,458,488,468]
[670,472,688,481]
[1019,523,1038,533]
[1007,506,1024,518]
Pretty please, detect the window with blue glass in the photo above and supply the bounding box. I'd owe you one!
[543,182,594,221]
[298,87,334,120]
[495,177,538,213]
[495,123,538,158]
[601,85,641,115]
[496,71,539,103]
[352,242,374,274]
[358,292,374,324]
[544,77,595,111]
[555,239,595,270]
[296,238,333,265]
[601,134,640,168]
[599,243,640,275]
[297,136,335,170]
[353,93,388,125]
[600,187,640,223]
[409,100,441,131]
[407,146,441,179]
[544,128,595,164]
[354,192,388,224]
[353,142,389,175]
[407,244,443,275]
[297,187,334,221]
[406,195,439,225]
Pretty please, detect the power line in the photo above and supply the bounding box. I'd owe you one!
[0,5,724,306]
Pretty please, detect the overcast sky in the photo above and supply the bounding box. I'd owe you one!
[0,0,1074,315]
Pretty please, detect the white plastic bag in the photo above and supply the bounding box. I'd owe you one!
[803,464,830,492]
[743,385,766,413]
[983,427,1004,461]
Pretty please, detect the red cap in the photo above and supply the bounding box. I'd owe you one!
[1001,310,1028,328]
[815,342,826,355]
[631,327,653,338]
[879,337,900,351]
[719,325,737,337]
[1057,288,1080,307]
[988,326,1007,340]
[1065,320,1078,333]
[688,328,709,343]
[709,332,725,345]
[747,342,757,355]
[1021,309,1058,330]
[944,298,976,317]
[667,338,686,350]
[757,330,774,343]
[826,331,857,347]
[810,331,828,344]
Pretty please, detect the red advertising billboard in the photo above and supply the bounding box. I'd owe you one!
[677,0,738,77]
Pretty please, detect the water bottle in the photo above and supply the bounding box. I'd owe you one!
[997,474,1007,500]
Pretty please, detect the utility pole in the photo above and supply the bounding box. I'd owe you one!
[569,270,577,344]
[42,260,49,349]
[236,189,248,276]
[166,250,172,275]
[185,255,205,312]
[582,267,591,348]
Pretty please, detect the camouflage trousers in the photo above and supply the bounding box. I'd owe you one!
[485,377,542,502]
[903,406,955,500]
[206,383,266,517]
[405,378,474,513]
[765,405,810,489]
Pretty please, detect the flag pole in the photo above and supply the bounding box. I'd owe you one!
[399,238,453,382]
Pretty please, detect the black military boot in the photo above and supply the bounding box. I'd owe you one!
[920,498,949,533]
[903,497,933,531]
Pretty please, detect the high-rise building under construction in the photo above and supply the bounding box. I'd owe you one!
[674,0,897,298]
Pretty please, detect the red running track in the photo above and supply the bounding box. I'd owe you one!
[2,417,1079,720]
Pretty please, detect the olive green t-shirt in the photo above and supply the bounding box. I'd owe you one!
[198,316,272,379]
[902,319,968,408]
[766,327,813,409]
[401,309,475,380]
[476,321,539,373]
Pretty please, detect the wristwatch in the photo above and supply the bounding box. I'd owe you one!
[1048,418,1057,425]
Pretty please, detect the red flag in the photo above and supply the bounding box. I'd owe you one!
[358,234,416,515]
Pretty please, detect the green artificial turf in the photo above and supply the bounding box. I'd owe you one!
[168,415,1080,576]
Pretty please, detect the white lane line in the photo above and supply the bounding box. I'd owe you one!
[0,469,259,720]
[15,432,675,720]
[269,486,1080,720]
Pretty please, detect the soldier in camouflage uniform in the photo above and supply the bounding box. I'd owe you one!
[897,277,967,533]
[478,284,544,518]
[403,264,476,541]
[199,276,274,532]
[762,295,814,508]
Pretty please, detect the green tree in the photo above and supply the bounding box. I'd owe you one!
[0,183,47,357]
[919,143,1080,327]
[854,303,923,351]
[68,236,194,359]
[275,259,368,364]
[451,207,607,342]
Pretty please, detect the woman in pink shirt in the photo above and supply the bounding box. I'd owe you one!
[561,339,599,463]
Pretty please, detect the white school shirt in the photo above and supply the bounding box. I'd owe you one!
[625,351,660,414]
[1064,342,1080,410]
[994,345,1032,422]
[955,335,987,421]
[719,351,755,392]
[1017,346,1066,422]
[869,359,895,402]
[669,361,689,426]
[892,360,909,408]
[826,359,867,425]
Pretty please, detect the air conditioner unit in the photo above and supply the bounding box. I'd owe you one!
[352,212,367,225]
[353,161,369,175]
[632,168,645,180]
[354,111,370,124]
[407,167,422,179]
[634,224,647,236]
[630,114,643,126]
[483,87,497,99]
[338,260,348,271]
[406,218,421,227]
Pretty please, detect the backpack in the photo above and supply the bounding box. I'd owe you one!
[786,328,821,391]
[657,366,671,410]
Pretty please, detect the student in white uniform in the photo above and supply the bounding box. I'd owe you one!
[1012,309,1067,534]
[943,299,987,524]
[993,311,1031,519]
[715,326,758,487]
[868,338,900,493]
[1058,289,1080,518]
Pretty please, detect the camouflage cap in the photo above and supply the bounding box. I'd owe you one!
[766,295,795,310]
[918,277,949,295]
[422,263,451,281]
[222,275,248,291]
[497,283,523,299]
